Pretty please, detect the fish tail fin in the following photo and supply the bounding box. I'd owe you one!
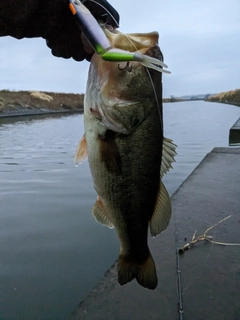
[118,253,158,290]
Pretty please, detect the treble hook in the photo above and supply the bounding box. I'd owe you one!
[118,61,133,72]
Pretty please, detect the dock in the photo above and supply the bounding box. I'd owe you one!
[229,117,240,145]
[68,147,240,320]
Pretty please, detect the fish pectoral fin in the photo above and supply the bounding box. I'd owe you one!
[92,196,114,229]
[150,181,172,237]
[74,133,88,167]
[160,137,177,178]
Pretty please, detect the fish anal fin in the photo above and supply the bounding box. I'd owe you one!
[150,181,172,237]
[160,137,177,178]
[118,253,158,290]
[92,196,114,229]
[98,130,122,174]
[74,133,88,167]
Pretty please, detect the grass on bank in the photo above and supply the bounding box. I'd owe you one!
[0,90,84,111]
[207,89,240,106]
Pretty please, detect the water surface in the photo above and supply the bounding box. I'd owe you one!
[0,102,239,319]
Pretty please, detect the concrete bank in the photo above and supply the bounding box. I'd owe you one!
[68,148,240,320]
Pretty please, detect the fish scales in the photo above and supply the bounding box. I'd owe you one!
[89,108,162,249]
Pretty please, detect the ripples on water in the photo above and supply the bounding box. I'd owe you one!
[0,102,240,319]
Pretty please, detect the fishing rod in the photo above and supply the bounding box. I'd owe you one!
[174,211,184,320]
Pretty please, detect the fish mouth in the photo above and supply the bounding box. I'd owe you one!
[104,28,160,54]
[103,28,169,74]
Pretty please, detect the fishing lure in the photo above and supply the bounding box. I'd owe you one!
[69,0,170,73]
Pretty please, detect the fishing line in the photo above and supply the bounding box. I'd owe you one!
[145,68,163,129]
[87,1,183,318]
[88,0,120,27]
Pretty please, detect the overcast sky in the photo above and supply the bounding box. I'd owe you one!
[0,0,239,97]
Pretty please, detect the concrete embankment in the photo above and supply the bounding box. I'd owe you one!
[68,147,240,320]
[0,107,82,118]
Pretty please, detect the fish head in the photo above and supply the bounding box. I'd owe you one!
[85,30,164,133]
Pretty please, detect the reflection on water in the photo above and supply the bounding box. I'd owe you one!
[0,112,83,125]
[0,102,240,319]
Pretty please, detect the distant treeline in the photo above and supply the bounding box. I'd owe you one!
[207,89,240,107]
[163,97,182,103]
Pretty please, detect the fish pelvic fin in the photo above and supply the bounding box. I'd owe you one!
[160,137,177,178]
[150,181,172,237]
[92,196,114,229]
[118,253,158,290]
[74,133,88,167]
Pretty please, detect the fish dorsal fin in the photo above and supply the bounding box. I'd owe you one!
[160,137,177,178]
[92,196,114,229]
[150,181,171,237]
[74,133,88,167]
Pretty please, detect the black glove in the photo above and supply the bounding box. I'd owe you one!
[0,0,119,61]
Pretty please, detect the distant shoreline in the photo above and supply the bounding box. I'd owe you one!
[0,109,82,119]
[0,90,84,119]
[163,98,204,103]
[163,89,240,107]
[1,89,239,120]
[163,99,240,107]
[207,89,240,107]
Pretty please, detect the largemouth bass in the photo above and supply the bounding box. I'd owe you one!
[75,29,176,290]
